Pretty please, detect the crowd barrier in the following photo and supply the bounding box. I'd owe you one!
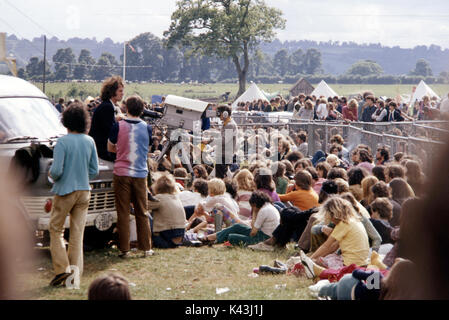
[229,113,448,173]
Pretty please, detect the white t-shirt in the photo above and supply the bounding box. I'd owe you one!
[316,104,328,120]
[254,203,280,237]
[178,191,205,207]
[199,194,240,215]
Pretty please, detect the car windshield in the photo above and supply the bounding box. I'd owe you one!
[0,97,66,143]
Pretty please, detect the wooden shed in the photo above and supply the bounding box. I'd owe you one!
[289,78,315,97]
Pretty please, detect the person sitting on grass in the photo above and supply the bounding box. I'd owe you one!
[189,179,242,233]
[233,169,256,220]
[301,197,371,274]
[199,191,280,247]
[369,197,394,244]
[148,175,187,249]
[278,170,319,211]
[180,179,209,220]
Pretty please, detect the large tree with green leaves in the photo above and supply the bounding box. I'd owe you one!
[346,60,383,76]
[164,0,285,97]
[52,48,76,80]
[73,49,96,80]
[410,58,433,77]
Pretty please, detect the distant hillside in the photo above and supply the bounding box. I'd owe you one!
[260,39,449,75]
[4,34,122,68]
[4,34,449,75]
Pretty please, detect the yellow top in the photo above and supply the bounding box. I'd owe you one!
[331,219,370,267]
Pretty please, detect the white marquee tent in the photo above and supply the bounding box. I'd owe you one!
[410,80,440,104]
[231,83,268,110]
[311,80,339,99]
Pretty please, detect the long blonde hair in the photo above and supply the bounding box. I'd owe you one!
[233,169,256,192]
[322,197,358,224]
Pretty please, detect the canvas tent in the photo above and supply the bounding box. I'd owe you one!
[311,80,339,99]
[290,78,315,96]
[231,83,268,109]
[261,89,279,101]
[410,80,440,104]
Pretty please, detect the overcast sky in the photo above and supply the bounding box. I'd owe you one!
[1,0,449,48]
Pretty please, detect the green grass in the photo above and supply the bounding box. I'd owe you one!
[32,82,449,103]
[18,245,313,300]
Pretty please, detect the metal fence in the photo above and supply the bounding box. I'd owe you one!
[229,113,448,174]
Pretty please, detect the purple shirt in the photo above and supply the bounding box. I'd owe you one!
[357,162,374,174]
[259,188,281,202]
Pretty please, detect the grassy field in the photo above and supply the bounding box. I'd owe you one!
[18,245,313,300]
[33,82,449,103]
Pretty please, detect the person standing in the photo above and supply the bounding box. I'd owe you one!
[215,105,238,179]
[54,98,64,113]
[107,95,153,258]
[361,96,377,122]
[48,103,99,286]
[89,76,125,162]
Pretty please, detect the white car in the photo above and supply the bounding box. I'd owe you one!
[0,75,117,246]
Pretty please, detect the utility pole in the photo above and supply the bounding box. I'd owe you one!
[43,35,46,94]
[123,42,126,83]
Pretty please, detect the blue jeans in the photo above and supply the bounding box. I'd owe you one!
[152,229,185,249]
[215,224,269,246]
[273,201,287,213]
[318,274,359,300]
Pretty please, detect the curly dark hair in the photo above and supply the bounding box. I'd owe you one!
[249,190,273,208]
[286,151,304,163]
[348,167,368,186]
[61,102,89,133]
[193,165,208,179]
[327,167,348,181]
[100,76,124,101]
[358,149,373,163]
[371,181,391,199]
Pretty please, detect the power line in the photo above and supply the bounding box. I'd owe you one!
[4,0,59,39]
[51,61,153,69]
[0,16,45,56]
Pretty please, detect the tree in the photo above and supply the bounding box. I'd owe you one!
[91,52,119,81]
[346,60,383,76]
[164,0,286,96]
[410,58,433,76]
[273,49,289,76]
[302,48,322,75]
[249,49,272,78]
[73,49,96,80]
[52,48,76,80]
[17,68,27,79]
[162,47,183,81]
[289,48,304,75]
[25,56,51,80]
[54,64,70,81]
[122,32,168,81]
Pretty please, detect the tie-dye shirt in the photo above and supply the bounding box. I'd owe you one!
[109,119,152,178]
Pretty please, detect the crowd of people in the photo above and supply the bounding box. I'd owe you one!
[44,75,448,300]
[234,91,449,122]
